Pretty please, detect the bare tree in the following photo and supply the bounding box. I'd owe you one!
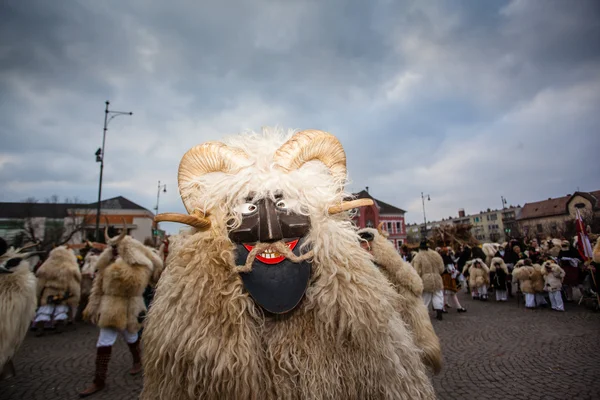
[18,196,93,253]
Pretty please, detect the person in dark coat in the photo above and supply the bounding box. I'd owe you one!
[490,257,509,301]
[457,245,472,293]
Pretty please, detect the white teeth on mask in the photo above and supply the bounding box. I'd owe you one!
[259,252,281,259]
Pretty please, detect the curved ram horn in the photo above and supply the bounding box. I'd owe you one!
[155,211,211,230]
[328,198,374,215]
[273,129,347,183]
[178,142,250,214]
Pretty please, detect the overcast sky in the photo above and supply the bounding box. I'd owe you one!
[1,0,599,233]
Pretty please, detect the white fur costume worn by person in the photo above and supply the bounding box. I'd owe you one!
[541,261,565,311]
[0,239,39,379]
[79,225,163,398]
[463,258,490,300]
[411,240,445,320]
[142,128,438,400]
[33,246,81,334]
[357,224,443,374]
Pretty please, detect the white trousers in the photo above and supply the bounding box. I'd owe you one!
[97,327,139,347]
[548,291,564,311]
[423,290,444,310]
[525,293,536,308]
[479,285,488,296]
[495,290,508,301]
[34,304,69,322]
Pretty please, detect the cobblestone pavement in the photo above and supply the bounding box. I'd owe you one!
[2,291,599,400]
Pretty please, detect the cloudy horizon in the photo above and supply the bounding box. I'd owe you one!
[1,0,599,234]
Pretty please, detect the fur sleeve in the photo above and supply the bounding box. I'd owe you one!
[83,247,112,322]
[481,262,490,275]
[553,265,565,280]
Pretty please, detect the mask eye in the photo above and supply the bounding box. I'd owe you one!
[238,203,258,215]
[276,199,288,209]
[5,258,21,269]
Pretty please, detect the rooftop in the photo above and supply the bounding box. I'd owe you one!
[353,190,406,214]
[518,190,600,220]
[0,196,151,219]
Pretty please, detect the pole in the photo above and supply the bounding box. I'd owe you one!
[95,101,110,242]
[421,192,427,226]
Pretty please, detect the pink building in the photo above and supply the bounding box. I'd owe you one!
[351,189,407,251]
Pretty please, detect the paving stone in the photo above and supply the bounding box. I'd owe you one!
[1,291,599,399]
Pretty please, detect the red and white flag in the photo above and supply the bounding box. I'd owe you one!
[575,208,593,260]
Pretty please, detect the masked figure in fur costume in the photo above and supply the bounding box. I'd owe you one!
[463,258,490,301]
[33,245,81,335]
[541,261,565,311]
[79,224,163,398]
[490,257,509,302]
[142,128,437,400]
[0,239,39,380]
[530,262,548,307]
[357,223,442,374]
[411,240,445,321]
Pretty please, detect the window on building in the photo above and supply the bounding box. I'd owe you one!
[396,222,401,230]
[474,217,480,223]
[490,214,498,221]
[486,215,490,221]
[387,222,392,230]
[536,224,543,233]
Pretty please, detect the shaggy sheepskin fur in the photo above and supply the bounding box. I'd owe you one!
[530,264,545,292]
[141,128,436,400]
[83,236,163,333]
[489,257,508,275]
[36,246,81,307]
[540,261,565,291]
[80,252,98,297]
[411,249,444,292]
[512,262,535,294]
[358,227,442,374]
[464,259,490,289]
[0,255,37,370]
[593,237,600,263]
[482,243,498,267]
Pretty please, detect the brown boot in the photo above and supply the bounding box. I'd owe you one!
[127,337,142,375]
[79,346,112,398]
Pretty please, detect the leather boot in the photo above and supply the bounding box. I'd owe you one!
[127,337,142,375]
[79,346,112,398]
[435,309,443,321]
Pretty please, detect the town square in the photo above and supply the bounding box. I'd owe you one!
[1,1,599,399]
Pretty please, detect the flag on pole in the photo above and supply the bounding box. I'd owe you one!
[575,208,593,260]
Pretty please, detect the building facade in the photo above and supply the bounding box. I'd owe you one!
[517,190,600,237]
[0,196,155,246]
[407,206,522,243]
[351,189,407,250]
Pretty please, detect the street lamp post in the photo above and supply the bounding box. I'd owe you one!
[154,181,167,235]
[501,195,507,209]
[421,192,430,238]
[94,101,133,242]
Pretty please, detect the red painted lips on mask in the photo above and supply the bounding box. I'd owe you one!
[243,239,299,265]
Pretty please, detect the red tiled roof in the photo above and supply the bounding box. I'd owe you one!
[353,190,406,214]
[518,190,599,221]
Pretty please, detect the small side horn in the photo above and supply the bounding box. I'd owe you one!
[155,210,211,230]
[328,198,373,215]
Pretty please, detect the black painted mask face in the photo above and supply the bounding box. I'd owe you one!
[229,194,312,314]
